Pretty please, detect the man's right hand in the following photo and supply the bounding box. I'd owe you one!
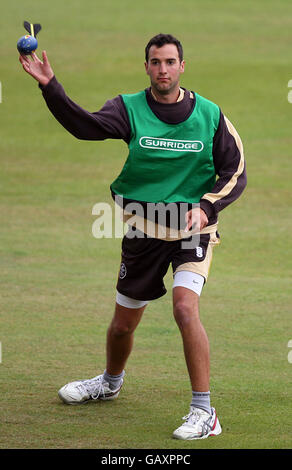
[19,51,54,86]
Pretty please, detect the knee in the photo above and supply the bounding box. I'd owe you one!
[109,320,136,337]
[173,300,199,330]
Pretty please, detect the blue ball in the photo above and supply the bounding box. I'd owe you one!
[17,35,38,55]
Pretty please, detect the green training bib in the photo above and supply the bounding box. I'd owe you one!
[110,90,220,204]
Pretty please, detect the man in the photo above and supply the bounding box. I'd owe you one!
[19,33,246,440]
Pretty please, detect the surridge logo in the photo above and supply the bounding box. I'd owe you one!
[139,136,204,152]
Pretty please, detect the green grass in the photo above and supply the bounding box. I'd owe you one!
[1,0,292,449]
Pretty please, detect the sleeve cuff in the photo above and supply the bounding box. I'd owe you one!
[199,198,216,220]
[38,75,56,92]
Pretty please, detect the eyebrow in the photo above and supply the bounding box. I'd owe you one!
[149,57,177,62]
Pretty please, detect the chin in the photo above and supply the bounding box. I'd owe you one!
[154,84,172,95]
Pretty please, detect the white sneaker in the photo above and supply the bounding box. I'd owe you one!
[58,374,123,405]
[173,406,222,440]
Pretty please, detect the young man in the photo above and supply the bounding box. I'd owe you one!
[19,34,246,440]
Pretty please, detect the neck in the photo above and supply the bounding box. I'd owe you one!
[151,85,181,104]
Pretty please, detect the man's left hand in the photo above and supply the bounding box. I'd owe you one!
[184,208,208,233]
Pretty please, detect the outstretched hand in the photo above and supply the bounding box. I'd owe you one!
[19,51,54,86]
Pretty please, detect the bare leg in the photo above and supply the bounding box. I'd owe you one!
[173,286,209,391]
[106,302,146,375]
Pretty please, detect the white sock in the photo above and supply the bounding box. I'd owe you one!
[103,369,125,390]
[191,390,211,414]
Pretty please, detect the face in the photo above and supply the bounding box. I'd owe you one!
[145,44,185,96]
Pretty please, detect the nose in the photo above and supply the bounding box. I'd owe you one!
[159,62,167,74]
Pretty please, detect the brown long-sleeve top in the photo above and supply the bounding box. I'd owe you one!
[40,76,246,233]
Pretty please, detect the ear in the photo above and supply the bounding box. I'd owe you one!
[144,61,149,75]
[180,60,185,73]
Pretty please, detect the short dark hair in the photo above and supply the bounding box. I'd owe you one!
[145,33,183,63]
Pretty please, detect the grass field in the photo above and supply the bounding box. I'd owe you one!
[1,0,292,450]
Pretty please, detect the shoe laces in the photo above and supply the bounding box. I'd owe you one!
[182,407,213,433]
[183,408,202,425]
[77,375,108,400]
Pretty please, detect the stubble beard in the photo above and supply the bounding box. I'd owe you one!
[151,78,179,96]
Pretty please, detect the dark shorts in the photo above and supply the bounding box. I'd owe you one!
[116,230,220,301]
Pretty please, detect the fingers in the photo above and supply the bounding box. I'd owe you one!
[19,53,38,67]
[184,208,201,232]
[19,50,50,67]
[184,213,194,232]
[19,54,31,72]
[19,54,30,64]
[31,52,42,63]
[42,50,49,65]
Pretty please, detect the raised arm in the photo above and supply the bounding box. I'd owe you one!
[19,51,131,142]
